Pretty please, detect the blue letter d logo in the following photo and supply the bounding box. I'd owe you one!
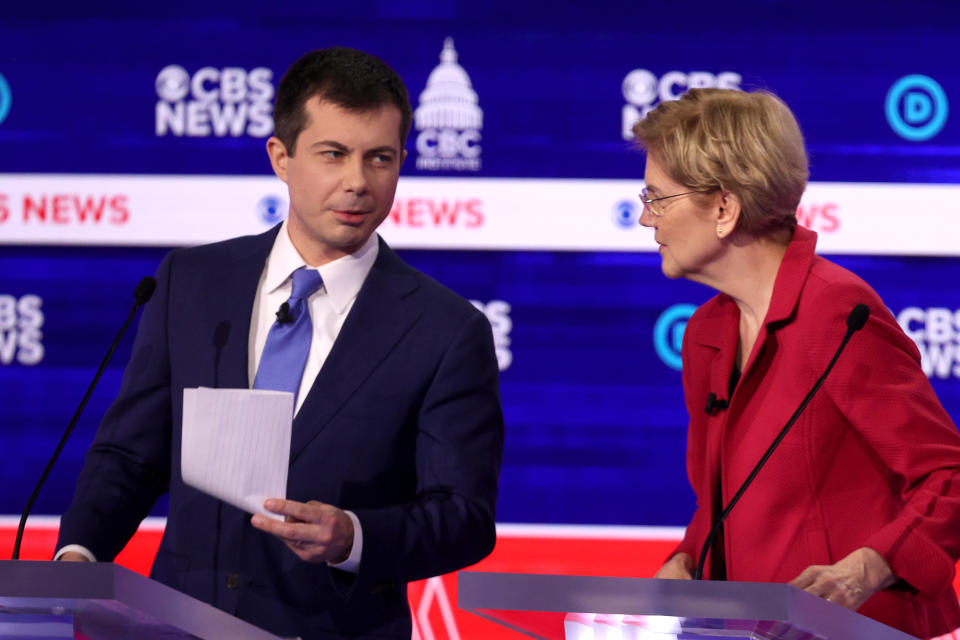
[654,304,697,370]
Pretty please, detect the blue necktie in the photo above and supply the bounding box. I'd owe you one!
[253,267,324,403]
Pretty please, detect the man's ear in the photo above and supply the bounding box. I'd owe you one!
[266,136,290,183]
[716,191,741,238]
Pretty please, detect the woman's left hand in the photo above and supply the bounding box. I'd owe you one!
[789,547,896,610]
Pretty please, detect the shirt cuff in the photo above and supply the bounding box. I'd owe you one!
[54,544,97,562]
[327,510,362,573]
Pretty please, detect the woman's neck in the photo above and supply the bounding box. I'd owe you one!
[696,233,789,338]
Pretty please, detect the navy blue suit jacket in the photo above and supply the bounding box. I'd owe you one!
[58,225,504,639]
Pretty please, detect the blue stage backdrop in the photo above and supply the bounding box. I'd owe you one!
[2,245,959,524]
[1,1,959,528]
[1,3,959,182]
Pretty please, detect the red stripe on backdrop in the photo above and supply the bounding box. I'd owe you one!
[3,520,959,639]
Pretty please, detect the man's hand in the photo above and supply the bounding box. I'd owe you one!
[789,547,895,610]
[655,552,694,579]
[251,498,354,564]
[57,552,91,562]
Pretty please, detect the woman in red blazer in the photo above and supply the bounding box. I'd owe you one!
[633,88,960,639]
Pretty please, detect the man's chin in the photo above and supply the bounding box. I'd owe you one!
[330,226,377,250]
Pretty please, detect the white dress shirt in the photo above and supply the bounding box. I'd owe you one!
[247,221,377,572]
[57,222,378,573]
[249,220,378,414]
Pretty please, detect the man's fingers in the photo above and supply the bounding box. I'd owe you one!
[250,513,291,537]
[252,514,328,545]
[263,498,329,522]
[252,500,353,565]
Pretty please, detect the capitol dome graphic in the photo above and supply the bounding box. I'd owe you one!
[415,37,483,130]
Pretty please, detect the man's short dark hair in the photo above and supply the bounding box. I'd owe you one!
[273,47,412,156]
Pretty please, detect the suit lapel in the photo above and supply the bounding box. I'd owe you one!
[290,240,421,462]
[689,296,740,409]
[692,297,739,525]
[202,226,280,390]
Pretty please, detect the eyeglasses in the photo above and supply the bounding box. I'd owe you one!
[639,187,701,217]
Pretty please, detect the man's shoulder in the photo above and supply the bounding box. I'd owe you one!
[376,240,483,323]
[169,226,278,269]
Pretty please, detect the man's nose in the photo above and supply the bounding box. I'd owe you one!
[342,157,369,194]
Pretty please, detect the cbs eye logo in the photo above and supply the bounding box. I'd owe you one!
[257,195,287,226]
[612,200,640,229]
[886,75,949,142]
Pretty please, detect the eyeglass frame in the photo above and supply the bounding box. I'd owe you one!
[639,187,708,217]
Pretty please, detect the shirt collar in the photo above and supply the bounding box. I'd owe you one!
[263,220,380,314]
[316,230,379,314]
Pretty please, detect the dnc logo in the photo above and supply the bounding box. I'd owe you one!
[654,303,696,370]
[0,73,11,126]
[886,75,949,141]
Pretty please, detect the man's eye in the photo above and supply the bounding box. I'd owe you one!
[322,150,343,158]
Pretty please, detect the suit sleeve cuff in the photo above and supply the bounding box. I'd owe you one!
[864,521,955,597]
[327,510,362,574]
[54,544,97,562]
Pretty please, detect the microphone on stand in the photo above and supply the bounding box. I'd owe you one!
[12,276,157,560]
[693,303,871,580]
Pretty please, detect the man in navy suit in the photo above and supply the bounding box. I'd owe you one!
[56,47,504,639]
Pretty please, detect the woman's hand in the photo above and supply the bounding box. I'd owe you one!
[655,552,694,579]
[789,547,895,610]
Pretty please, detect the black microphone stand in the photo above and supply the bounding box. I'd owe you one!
[693,304,870,580]
[12,277,156,560]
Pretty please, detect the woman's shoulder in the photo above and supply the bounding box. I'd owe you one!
[796,256,916,358]
[803,256,886,316]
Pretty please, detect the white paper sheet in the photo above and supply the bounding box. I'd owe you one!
[181,387,293,520]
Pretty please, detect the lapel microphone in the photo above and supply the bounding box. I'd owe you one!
[705,392,729,415]
[13,276,157,560]
[276,302,294,324]
[692,303,870,580]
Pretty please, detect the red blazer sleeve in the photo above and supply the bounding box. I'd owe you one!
[819,283,960,597]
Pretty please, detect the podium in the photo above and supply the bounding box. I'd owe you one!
[0,561,286,640]
[458,572,919,640]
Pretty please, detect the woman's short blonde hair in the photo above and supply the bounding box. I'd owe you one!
[633,88,808,238]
